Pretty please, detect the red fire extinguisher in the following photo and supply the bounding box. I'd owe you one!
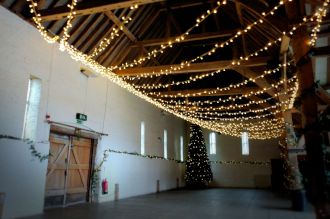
[102,179,108,194]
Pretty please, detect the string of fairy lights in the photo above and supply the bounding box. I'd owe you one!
[0,131,271,166]
[114,0,229,71]
[91,147,272,165]
[90,16,133,58]
[148,75,297,99]
[131,60,294,90]
[121,0,291,79]
[25,0,329,139]
[154,86,296,109]
[59,0,77,51]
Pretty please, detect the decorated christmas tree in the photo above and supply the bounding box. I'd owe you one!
[185,124,213,188]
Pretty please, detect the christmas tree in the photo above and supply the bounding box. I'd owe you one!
[185,124,213,188]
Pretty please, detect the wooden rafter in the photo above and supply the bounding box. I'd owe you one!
[74,15,104,49]
[235,2,247,56]
[131,29,237,47]
[112,7,159,65]
[104,10,160,66]
[79,17,109,52]
[84,22,112,54]
[310,46,330,57]
[90,8,129,59]
[38,0,165,21]
[69,15,96,44]
[114,56,270,76]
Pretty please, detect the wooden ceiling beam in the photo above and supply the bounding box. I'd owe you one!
[310,46,330,57]
[235,2,247,56]
[104,10,160,66]
[104,11,136,42]
[38,0,165,21]
[73,15,104,49]
[318,29,330,38]
[91,9,129,59]
[113,8,159,65]
[114,56,270,76]
[68,15,95,44]
[149,87,260,98]
[130,29,238,47]
[79,18,109,52]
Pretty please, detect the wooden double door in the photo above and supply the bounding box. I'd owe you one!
[45,133,94,208]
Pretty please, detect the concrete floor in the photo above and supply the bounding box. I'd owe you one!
[22,189,315,219]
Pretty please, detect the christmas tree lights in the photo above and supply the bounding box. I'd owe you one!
[185,124,213,188]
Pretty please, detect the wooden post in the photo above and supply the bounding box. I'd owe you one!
[279,36,303,209]
[291,27,327,218]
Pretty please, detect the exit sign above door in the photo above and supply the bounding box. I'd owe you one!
[76,113,87,122]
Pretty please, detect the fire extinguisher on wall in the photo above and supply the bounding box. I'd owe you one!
[102,179,108,194]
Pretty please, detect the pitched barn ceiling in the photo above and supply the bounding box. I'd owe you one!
[1,0,329,139]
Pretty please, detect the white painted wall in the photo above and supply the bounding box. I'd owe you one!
[203,129,281,188]
[0,6,186,218]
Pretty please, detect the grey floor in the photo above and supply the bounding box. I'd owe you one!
[23,189,315,219]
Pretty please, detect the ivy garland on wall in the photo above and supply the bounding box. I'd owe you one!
[0,135,51,162]
[0,134,271,166]
[96,148,271,165]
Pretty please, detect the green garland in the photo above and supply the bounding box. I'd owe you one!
[107,149,184,163]
[0,134,51,162]
[209,160,270,166]
[104,149,271,166]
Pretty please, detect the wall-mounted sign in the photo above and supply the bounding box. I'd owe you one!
[76,113,87,123]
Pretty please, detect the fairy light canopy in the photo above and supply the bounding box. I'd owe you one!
[2,0,329,139]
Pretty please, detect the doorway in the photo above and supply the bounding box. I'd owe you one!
[44,133,94,208]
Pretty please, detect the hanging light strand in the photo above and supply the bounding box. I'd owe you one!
[25,0,329,139]
[27,0,59,43]
[59,0,78,51]
[90,16,133,58]
[147,75,297,98]
[120,0,291,79]
[113,1,228,71]
[132,60,294,91]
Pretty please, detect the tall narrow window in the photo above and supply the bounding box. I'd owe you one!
[23,77,41,141]
[180,136,184,161]
[140,122,145,155]
[242,131,249,155]
[163,129,168,159]
[209,132,216,154]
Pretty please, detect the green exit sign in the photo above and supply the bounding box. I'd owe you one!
[76,113,87,122]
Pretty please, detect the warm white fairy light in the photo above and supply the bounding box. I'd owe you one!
[177,98,291,117]
[59,0,77,51]
[147,75,297,99]
[26,0,328,139]
[120,0,291,79]
[132,61,293,90]
[27,0,59,43]
[183,108,283,121]
[155,85,296,109]
[309,4,328,45]
[112,1,228,71]
[178,97,294,122]
[90,16,133,58]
